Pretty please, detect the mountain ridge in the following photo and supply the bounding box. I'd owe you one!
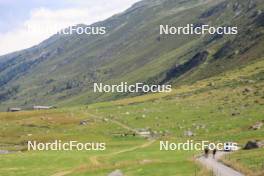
[0,0,263,110]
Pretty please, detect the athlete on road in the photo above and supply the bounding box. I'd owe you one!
[204,147,209,158]
[213,149,217,159]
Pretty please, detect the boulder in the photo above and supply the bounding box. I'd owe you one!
[248,0,256,10]
[231,112,240,116]
[243,88,253,93]
[244,140,264,150]
[103,118,109,122]
[249,122,263,130]
[184,130,194,137]
[79,120,88,126]
[208,82,215,87]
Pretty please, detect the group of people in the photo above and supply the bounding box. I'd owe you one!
[204,148,217,159]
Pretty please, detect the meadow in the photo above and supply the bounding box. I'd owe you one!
[1,59,264,176]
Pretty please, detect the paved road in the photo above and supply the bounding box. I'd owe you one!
[198,152,244,176]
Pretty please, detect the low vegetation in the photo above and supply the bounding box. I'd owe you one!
[1,59,263,175]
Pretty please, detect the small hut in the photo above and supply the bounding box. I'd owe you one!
[33,106,53,110]
[7,108,22,112]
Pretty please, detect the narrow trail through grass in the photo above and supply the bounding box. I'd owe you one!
[51,113,156,176]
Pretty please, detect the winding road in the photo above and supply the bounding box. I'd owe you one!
[198,152,244,176]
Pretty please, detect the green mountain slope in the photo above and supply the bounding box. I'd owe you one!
[1,57,263,176]
[0,0,263,110]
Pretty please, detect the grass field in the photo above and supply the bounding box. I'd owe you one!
[221,148,264,176]
[1,59,264,176]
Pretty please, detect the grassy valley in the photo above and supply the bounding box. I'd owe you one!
[1,58,263,175]
[0,0,264,175]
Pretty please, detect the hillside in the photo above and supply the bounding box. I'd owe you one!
[1,57,263,176]
[0,0,264,110]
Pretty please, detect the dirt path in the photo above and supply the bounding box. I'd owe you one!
[51,171,73,176]
[198,152,244,176]
[88,139,155,166]
[89,113,139,134]
[110,119,138,133]
[51,113,155,176]
[108,139,155,156]
[52,139,156,176]
[89,155,101,166]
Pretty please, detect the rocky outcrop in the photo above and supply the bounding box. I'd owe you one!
[184,130,194,137]
[244,140,264,150]
[200,2,228,18]
[249,121,263,130]
[248,0,256,11]
[213,41,232,59]
[161,51,209,84]
[254,11,264,27]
